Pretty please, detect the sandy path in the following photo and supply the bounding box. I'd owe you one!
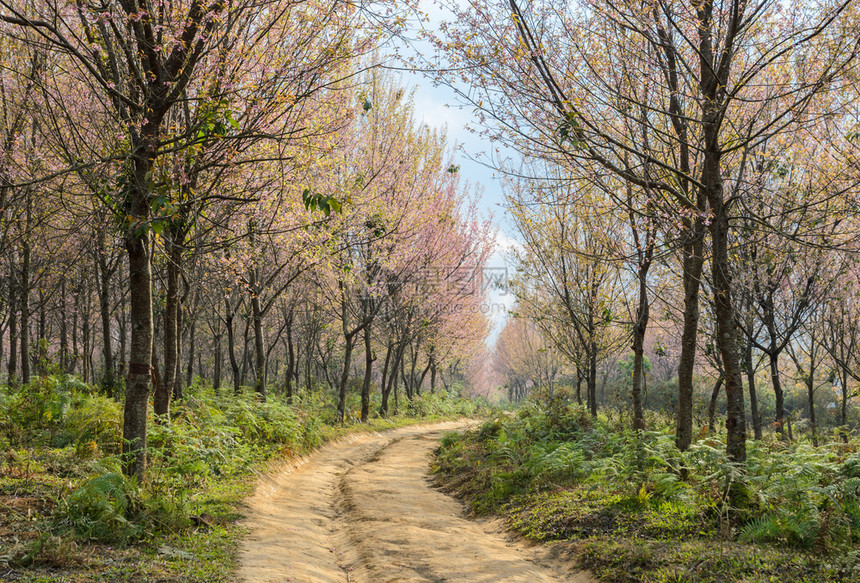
[238,422,595,583]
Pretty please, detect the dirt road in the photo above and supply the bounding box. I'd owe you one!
[238,422,595,583]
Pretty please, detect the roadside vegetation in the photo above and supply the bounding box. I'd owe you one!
[0,374,482,583]
[434,393,860,583]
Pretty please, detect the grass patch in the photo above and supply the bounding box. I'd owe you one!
[0,375,485,582]
[432,397,860,582]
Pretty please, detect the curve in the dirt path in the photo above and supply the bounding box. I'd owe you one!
[238,422,595,583]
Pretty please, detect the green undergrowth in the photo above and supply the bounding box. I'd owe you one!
[433,395,860,582]
[0,374,484,582]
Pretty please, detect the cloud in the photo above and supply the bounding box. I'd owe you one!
[494,229,522,254]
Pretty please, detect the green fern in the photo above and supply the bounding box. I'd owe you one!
[59,472,140,542]
[739,510,819,547]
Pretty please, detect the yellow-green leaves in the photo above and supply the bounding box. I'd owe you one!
[302,189,342,216]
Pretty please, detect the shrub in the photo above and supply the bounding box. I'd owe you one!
[435,397,860,557]
[57,472,141,542]
[406,390,480,418]
[62,395,122,455]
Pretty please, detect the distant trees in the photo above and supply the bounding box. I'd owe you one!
[506,177,626,415]
[0,0,492,481]
[434,0,860,463]
[494,317,564,402]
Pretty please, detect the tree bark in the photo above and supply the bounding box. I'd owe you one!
[122,228,153,478]
[118,292,127,376]
[360,324,374,422]
[82,286,91,384]
[213,332,222,396]
[96,234,114,390]
[707,198,747,463]
[807,372,817,446]
[769,351,785,438]
[240,311,251,387]
[184,313,194,393]
[336,332,356,423]
[8,285,17,385]
[71,304,78,374]
[401,354,411,400]
[284,315,295,403]
[409,342,420,397]
[156,235,181,419]
[631,261,650,432]
[841,369,849,435]
[676,230,705,450]
[226,298,240,396]
[250,263,266,401]
[20,204,30,385]
[384,342,405,417]
[60,279,69,373]
[37,293,46,374]
[588,338,597,417]
[380,342,394,416]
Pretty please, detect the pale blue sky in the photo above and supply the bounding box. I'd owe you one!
[385,3,521,342]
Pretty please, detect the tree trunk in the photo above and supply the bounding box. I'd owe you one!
[20,215,30,385]
[285,317,295,403]
[745,341,762,440]
[97,238,114,390]
[226,299,241,396]
[697,0,746,465]
[60,280,69,372]
[305,336,313,394]
[769,351,785,438]
[8,287,17,385]
[284,347,294,403]
[118,292,127,376]
[360,325,374,422]
[707,197,747,464]
[213,332,222,396]
[336,332,356,423]
[631,262,649,432]
[385,342,405,417]
[250,267,266,401]
[0,313,4,378]
[380,342,393,416]
[807,373,817,447]
[82,286,91,384]
[156,236,181,419]
[37,294,46,374]
[588,338,597,417]
[401,355,411,400]
[122,228,153,478]
[676,230,705,451]
[409,342,420,397]
[240,312,251,387]
[841,369,849,436]
[71,305,78,374]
